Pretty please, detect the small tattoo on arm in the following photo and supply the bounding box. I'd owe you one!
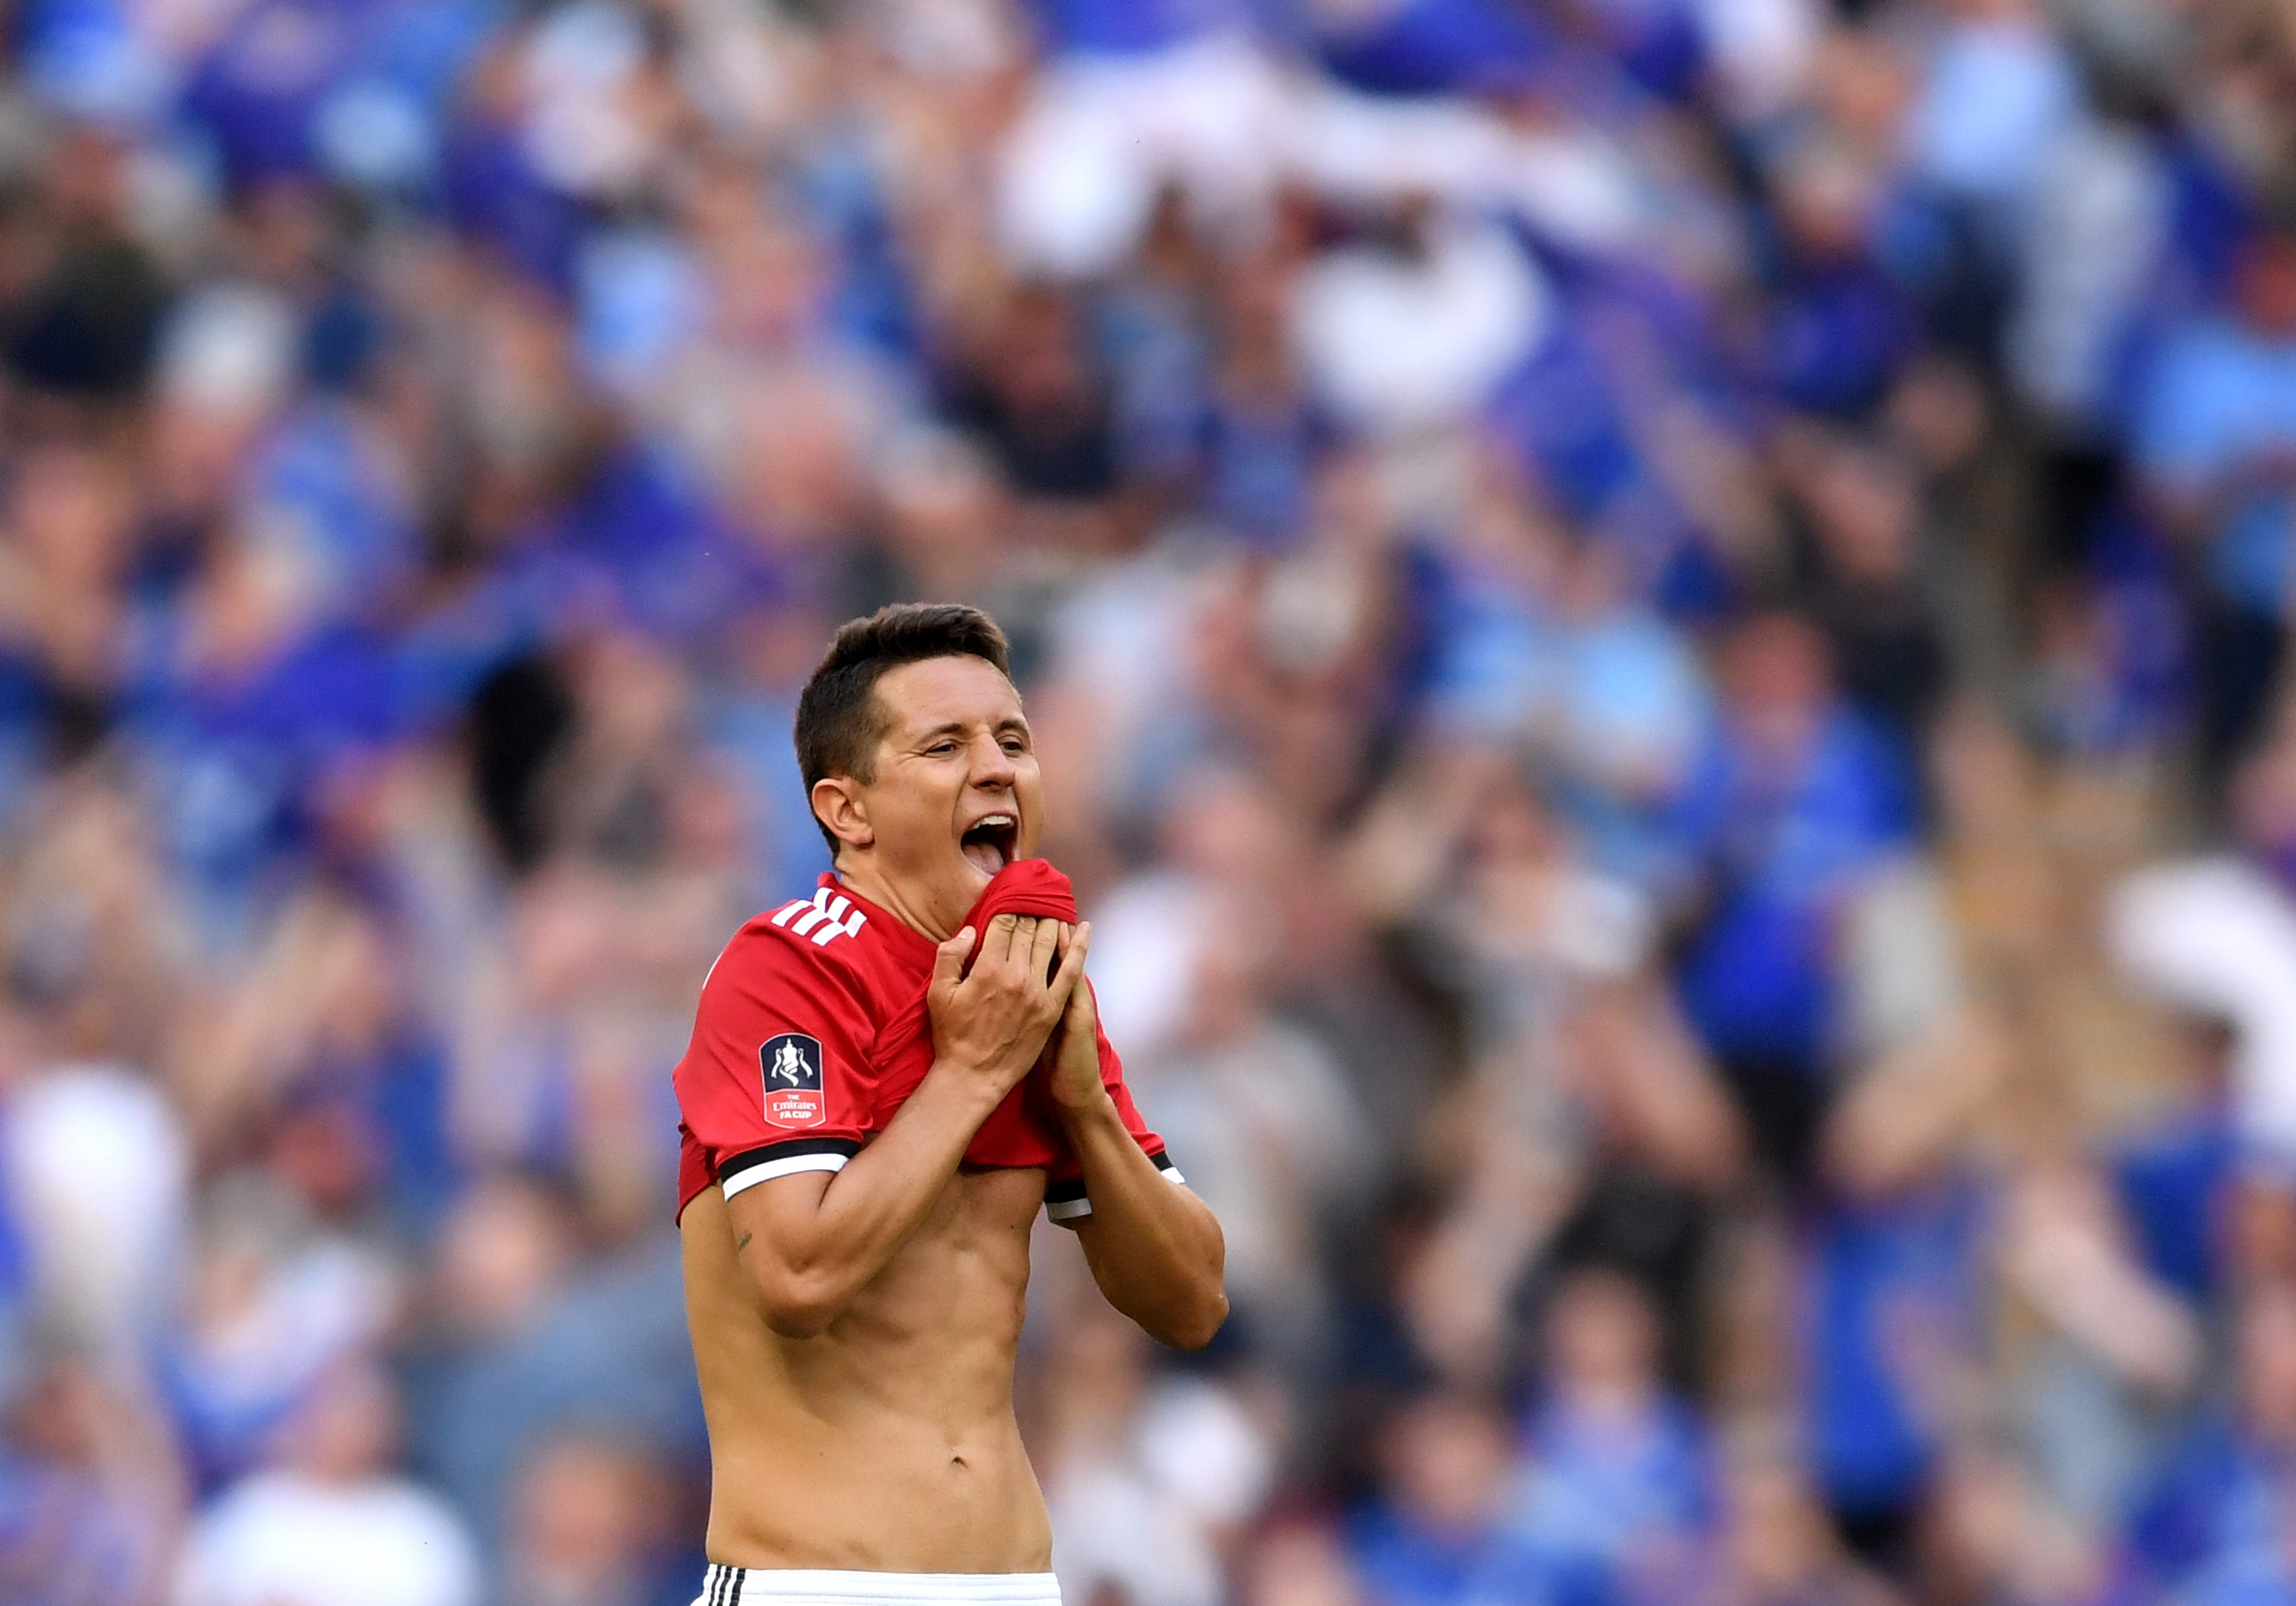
[735,1229,753,1254]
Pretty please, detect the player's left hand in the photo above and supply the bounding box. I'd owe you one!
[1044,922,1106,1112]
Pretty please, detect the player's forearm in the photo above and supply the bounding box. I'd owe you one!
[1060,1092,1227,1350]
[735,1064,1005,1337]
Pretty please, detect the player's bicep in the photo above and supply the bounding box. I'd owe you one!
[723,1167,833,1258]
[720,1166,859,1336]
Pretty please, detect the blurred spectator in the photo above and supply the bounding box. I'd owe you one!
[5,1052,188,1347]
[1806,1012,1994,1562]
[1113,860,1378,1372]
[1692,1433,1896,1606]
[158,1168,399,1492]
[1781,432,1948,751]
[500,1433,678,1606]
[1761,144,1919,422]
[2115,1283,2296,1605]
[1344,1391,1516,1606]
[1672,609,1916,1186]
[2107,1014,2241,1310]
[0,1355,183,1606]
[943,284,1124,525]
[1475,1271,1708,1606]
[1903,0,2080,213]
[1916,1437,2098,1606]
[1037,1311,1273,1606]
[398,1168,704,1557]
[2135,228,2296,779]
[173,1357,479,1606]
[1244,1519,1367,1606]
[2109,723,2296,1172]
[1291,200,1553,440]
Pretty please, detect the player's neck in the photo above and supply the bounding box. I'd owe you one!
[832,856,962,946]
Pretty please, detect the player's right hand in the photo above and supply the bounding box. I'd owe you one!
[926,913,1084,1097]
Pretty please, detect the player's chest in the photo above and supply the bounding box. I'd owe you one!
[852,953,1066,1171]
[868,1167,1043,1307]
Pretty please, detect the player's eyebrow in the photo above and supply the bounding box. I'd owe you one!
[907,715,1029,748]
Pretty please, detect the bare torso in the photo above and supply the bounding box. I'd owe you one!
[681,1166,1053,1572]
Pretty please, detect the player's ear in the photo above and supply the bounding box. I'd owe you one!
[811,776,874,854]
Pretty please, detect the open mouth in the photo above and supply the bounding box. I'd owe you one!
[960,813,1018,878]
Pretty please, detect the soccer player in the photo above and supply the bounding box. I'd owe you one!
[673,604,1228,1606]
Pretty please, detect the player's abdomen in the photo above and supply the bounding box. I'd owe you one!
[682,1169,1055,1572]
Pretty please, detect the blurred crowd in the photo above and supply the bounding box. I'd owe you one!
[2,0,2296,1602]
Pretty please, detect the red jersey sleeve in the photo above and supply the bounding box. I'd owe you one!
[1043,983,1181,1227]
[673,923,877,1220]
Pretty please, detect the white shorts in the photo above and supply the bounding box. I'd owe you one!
[692,1568,1062,1606]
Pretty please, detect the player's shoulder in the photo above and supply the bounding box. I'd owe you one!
[707,882,888,993]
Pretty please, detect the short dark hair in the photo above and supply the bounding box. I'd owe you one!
[793,604,1013,858]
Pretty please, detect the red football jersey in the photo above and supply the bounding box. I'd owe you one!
[673,866,1177,1224]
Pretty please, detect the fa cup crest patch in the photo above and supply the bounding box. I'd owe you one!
[759,1033,826,1127]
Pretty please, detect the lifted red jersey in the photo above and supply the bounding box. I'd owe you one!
[673,864,1175,1223]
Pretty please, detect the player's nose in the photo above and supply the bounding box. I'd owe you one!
[969,733,1016,787]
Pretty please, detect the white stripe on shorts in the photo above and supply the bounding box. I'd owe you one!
[692,1567,1061,1606]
